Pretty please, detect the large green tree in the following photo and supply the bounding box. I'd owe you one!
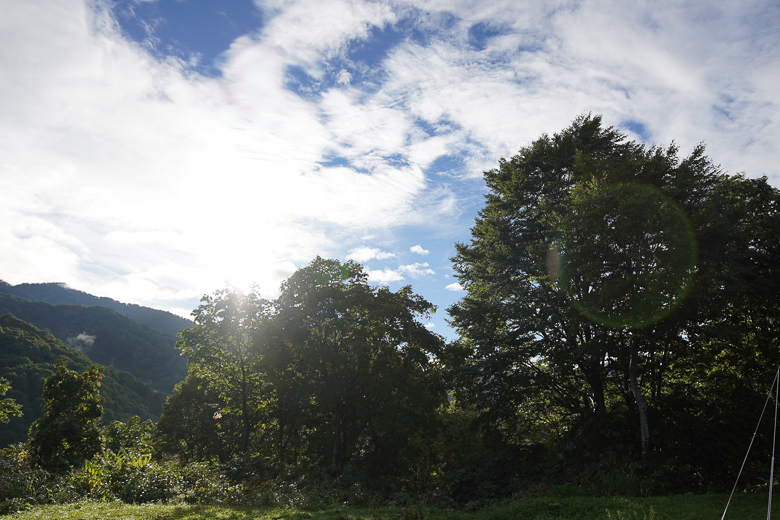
[174,258,447,487]
[155,373,228,462]
[27,360,104,471]
[262,258,446,479]
[449,115,780,465]
[177,289,269,454]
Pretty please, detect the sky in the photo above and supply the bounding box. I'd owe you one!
[1,0,778,341]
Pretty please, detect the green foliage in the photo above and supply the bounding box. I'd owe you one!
[262,258,446,485]
[3,494,779,520]
[448,114,780,491]
[0,444,241,513]
[178,289,270,455]
[155,374,228,463]
[27,361,105,472]
[102,415,155,454]
[171,258,447,495]
[75,452,241,505]
[0,376,22,423]
[82,449,153,502]
[0,443,82,515]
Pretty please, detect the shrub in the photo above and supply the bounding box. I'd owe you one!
[70,449,242,505]
[0,444,80,514]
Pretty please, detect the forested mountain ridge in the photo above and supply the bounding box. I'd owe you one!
[0,293,187,392]
[0,281,192,337]
[0,313,166,447]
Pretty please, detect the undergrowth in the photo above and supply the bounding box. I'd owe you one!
[3,494,776,520]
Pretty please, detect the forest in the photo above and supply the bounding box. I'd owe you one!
[1,115,779,515]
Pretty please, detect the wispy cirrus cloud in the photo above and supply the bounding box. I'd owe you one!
[0,0,445,308]
[1,0,777,334]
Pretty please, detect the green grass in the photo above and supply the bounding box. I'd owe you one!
[4,494,776,520]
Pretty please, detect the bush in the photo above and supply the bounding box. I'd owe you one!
[1,441,245,512]
[0,444,80,515]
[72,449,242,505]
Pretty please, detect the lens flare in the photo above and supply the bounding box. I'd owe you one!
[550,183,697,329]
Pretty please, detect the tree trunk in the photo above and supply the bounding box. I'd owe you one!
[629,339,651,459]
[331,413,342,472]
[582,360,607,416]
[278,412,287,470]
[241,380,251,452]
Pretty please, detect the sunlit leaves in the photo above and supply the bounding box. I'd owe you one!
[0,377,22,424]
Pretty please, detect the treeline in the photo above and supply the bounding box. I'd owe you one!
[1,115,779,512]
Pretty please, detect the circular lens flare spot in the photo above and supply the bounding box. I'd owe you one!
[552,183,697,329]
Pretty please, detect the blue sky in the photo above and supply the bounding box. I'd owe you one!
[1,0,778,340]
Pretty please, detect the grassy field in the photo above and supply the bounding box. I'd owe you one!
[3,494,776,520]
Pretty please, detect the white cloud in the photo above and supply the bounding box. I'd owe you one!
[336,69,352,86]
[445,282,464,292]
[0,0,452,310]
[259,0,397,69]
[366,261,436,283]
[410,245,430,255]
[366,268,404,283]
[377,0,780,182]
[1,0,777,323]
[347,246,395,262]
[399,262,435,277]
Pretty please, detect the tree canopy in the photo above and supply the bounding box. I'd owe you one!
[449,114,780,472]
[28,360,105,472]
[174,258,446,485]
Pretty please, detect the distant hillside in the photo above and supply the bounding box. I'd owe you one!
[0,281,192,337]
[0,314,166,447]
[0,294,187,393]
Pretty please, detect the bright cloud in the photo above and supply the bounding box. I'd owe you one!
[366,268,405,283]
[445,282,464,292]
[1,0,777,341]
[399,262,435,277]
[366,261,436,284]
[347,246,396,262]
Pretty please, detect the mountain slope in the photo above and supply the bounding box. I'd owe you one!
[0,294,187,393]
[0,281,192,337]
[0,314,166,447]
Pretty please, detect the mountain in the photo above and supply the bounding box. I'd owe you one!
[0,281,192,337]
[0,314,166,447]
[0,294,187,393]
